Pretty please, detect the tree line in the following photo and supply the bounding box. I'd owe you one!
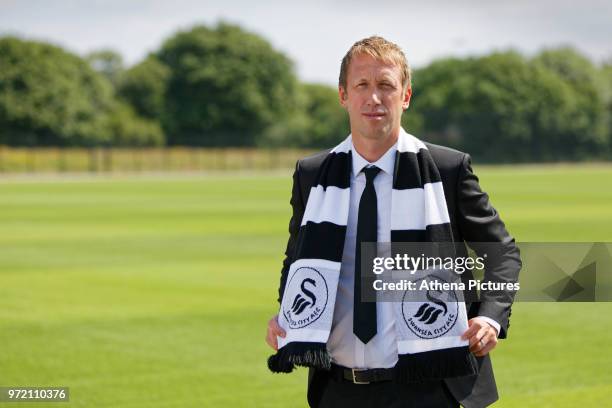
[1,22,611,162]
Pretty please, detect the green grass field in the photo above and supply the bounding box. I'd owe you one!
[1,164,611,407]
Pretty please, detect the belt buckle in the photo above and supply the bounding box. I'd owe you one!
[351,368,370,385]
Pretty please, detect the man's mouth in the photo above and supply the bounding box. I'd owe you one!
[362,112,386,119]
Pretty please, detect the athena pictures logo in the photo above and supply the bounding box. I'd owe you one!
[282,267,328,329]
[401,276,459,339]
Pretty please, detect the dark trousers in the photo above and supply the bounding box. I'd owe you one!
[311,373,459,408]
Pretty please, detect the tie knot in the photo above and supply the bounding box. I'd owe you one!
[362,165,381,183]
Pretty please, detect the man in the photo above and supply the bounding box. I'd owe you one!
[265,36,521,408]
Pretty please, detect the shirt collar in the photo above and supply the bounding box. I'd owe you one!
[350,137,397,177]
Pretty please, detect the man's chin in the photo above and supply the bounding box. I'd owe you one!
[358,124,393,141]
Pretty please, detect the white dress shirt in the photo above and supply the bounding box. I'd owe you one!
[326,140,500,369]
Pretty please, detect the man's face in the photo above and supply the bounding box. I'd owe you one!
[339,53,411,142]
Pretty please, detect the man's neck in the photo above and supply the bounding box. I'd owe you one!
[352,128,400,163]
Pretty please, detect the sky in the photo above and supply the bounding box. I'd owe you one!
[1,0,611,85]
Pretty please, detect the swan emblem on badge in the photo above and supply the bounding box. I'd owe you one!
[282,267,328,329]
[401,276,459,339]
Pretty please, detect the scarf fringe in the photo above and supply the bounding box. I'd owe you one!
[268,342,331,373]
[393,346,478,383]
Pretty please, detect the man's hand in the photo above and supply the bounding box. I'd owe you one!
[265,314,286,351]
[461,317,498,357]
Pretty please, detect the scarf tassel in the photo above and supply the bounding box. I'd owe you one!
[393,346,479,383]
[268,342,331,373]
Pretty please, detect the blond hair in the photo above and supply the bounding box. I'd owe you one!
[339,36,411,92]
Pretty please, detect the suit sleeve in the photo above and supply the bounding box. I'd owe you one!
[456,154,522,339]
[277,160,305,304]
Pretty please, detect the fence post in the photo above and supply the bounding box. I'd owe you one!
[190,148,199,171]
[132,148,142,172]
[88,148,98,173]
[162,147,170,171]
[27,148,36,173]
[244,148,253,170]
[218,148,227,170]
[57,147,67,173]
[269,148,280,170]
[103,147,113,173]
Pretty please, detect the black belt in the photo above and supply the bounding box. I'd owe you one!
[330,363,394,384]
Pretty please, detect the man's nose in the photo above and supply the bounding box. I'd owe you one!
[367,90,382,105]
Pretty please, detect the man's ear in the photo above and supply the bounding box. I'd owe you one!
[339,86,348,109]
[402,86,412,110]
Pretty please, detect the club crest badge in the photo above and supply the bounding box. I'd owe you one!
[401,276,459,339]
[282,267,328,329]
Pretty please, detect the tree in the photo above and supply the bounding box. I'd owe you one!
[532,47,609,159]
[406,50,609,162]
[261,83,349,148]
[407,53,539,161]
[106,102,164,146]
[299,83,349,148]
[86,49,124,88]
[118,55,170,120]
[156,22,298,146]
[0,36,115,146]
[601,62,612,158]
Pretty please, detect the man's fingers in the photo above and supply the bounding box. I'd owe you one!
[265,332,278,351]
[469,326,489,348]
[470,329,498,355]
[474,333,498,356]
[461,320,480,340]
[265,315,285,351]
[461,326,477,340]
[474,342,495,357]
[269,316,286,337]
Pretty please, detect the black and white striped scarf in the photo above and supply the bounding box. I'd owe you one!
[268,129,478,382]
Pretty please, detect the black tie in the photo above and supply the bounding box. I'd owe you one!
[353,165,380,344]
